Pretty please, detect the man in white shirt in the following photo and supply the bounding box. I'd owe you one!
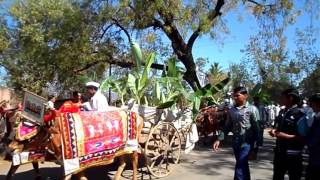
[47,95,56,110]
[86,81,108,111]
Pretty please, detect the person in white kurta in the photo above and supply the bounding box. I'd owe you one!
[90,90,108,111]
[86,82,108,111]
[47,95,56,110]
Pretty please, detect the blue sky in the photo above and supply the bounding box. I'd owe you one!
[191,4,319,71]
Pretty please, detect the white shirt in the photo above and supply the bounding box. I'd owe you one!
[90,90,108,111]
[48,101,55,110]
[268,105,275,121]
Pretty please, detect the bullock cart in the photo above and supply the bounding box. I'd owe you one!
[3,91,196,179]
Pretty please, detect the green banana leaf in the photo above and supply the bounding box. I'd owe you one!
[140,53,155,90]
[100,77,127,105]
[127,74,139,102]
[155,81,161,102]
[131,42,143,71]
[167,58,178,77]
[191,77,230,120]
[157,100,176,109]
[215,77,230,90]
[250,83,262,96]
[192,96,201,119]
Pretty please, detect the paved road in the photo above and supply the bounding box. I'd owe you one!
[0,133,276,180]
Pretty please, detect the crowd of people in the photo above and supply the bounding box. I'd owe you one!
[213,87,320,180]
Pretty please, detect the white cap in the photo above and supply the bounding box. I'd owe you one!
[86,81,100,88]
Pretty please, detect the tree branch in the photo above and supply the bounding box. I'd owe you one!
[112,18,132,43]
[100,24,114,40]
[157,8,187,56]
[73,57,168,74]
[141,18,164,30]
[246,0,275,7]
[128,3,164,30]
[156,5,203,90]
[187,0,225,49]
[247,0,261,6]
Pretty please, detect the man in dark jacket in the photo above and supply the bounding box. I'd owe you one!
[269,88,305,180]
[305,93,320,180]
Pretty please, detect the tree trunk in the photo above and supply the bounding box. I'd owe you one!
[165,26,201,91]
[178,52,201,91]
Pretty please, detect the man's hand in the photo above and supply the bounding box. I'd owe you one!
[213,140,221,152]
[274,131,296,140]
[268,128,276,137]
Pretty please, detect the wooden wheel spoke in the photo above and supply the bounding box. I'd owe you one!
[160,133,168,143]
[147,151,159,157]
[157,155,166,169]
[169,132,178,146]
[169,146,180,151]
[146,139,160,148]
[150,159,156,169]
[155,168,165,176]
[145,122,182,178]
[151,133,161,141]
[150,153,162,161]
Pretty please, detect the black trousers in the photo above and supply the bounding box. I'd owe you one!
[306,165,320,180]
[273,151,302,180]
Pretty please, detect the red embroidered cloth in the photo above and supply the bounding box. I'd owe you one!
[60,111,125,159]
[59,109,137,174]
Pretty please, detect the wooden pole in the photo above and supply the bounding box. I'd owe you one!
[108,64,112,104]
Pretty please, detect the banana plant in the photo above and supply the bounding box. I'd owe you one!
[250,83,270,104]
[190,77,230,120]
[101,42,155,106]
[155,58,187,109]
[155,76,185,109]
[131,42,143,71]
[127,52,156,105]
[100,77,127,106]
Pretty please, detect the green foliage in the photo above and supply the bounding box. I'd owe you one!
[239,1,320,102]
[300,64,320,97]
[229,62,255,89]
[191,77,230,119]
[131,42,143,71]
[100,51,188,110]
[195,57,209,73]
[101,43,156,105]
[100,77,127,105]
[155,58,186,109]
[1,0,318,99]
[0,0,118,94]
[128,53,155,104]
[0,18,9,53]
[250,83,270,104]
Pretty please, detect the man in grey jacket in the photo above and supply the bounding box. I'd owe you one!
[213,87,260,180]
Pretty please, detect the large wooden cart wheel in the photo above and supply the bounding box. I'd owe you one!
[144,122,181,178]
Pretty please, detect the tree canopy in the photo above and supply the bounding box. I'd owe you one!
[0,0,318,97]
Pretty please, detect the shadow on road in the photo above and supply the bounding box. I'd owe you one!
[168,134,276,179]
[0,154,150,180]
[0,166,63,180]
[0,134,276,180]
